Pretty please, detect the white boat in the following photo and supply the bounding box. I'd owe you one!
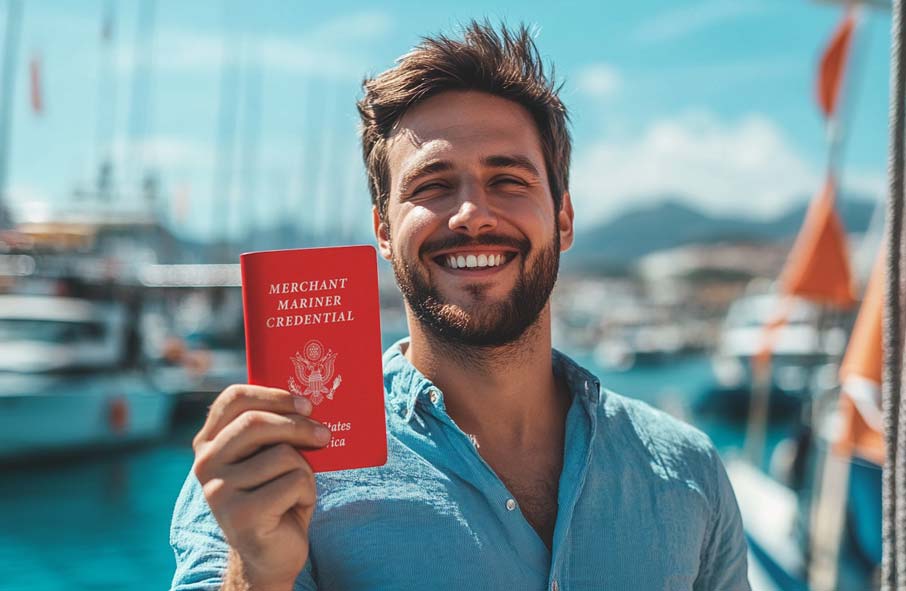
[713,292,847,385]
[698,290,849,418]
[0,294,174,460]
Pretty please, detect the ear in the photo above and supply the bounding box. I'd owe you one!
[373,205,393,260]
[557,192,575,252]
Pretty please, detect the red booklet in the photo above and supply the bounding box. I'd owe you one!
[240,245,387,473]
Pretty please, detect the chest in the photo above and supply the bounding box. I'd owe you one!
[308,432,713,591]
[310,464,708,591]
[484,446,563,548]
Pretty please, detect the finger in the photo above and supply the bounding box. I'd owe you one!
[194,411,326,484]
[196,385,312,446]
[223,443,310,491]
[237,466,317,520]
[214,410,331,465]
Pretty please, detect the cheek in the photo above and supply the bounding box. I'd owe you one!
[390,205,441,255]
[508,201,556,241]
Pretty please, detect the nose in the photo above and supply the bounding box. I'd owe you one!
[448,183,497,236]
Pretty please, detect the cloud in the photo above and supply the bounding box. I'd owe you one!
[115,10,394,80]
[574,63,622,99]
[844,169,887,202]
[632,1,769,45]
[8,183,52,206]
[570,110,887,225]
[109,136,215,172]
[302,10,393,45]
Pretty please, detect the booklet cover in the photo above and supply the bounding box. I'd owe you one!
[240,245,387,473]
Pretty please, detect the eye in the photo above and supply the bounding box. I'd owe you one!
[492,177,526,187]
[412,182,448,195]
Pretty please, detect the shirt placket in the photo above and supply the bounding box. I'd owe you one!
[419,385,552,579]
[547,378,598,591]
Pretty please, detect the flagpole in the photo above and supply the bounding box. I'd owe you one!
[826,7,860,180]
[0,0,23,228]
[806,5,869,587]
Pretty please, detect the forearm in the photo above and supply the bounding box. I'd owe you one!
[221,549,295,591]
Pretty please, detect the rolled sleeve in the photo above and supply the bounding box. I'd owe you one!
[169,472,230,591]
[169,470,318,591]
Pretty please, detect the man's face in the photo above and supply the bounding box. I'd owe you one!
[374,90,574,347]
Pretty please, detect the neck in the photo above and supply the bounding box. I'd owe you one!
[404,305,567,447]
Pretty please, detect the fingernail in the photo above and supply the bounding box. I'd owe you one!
[315,425,331,444]
[293,397,312,415]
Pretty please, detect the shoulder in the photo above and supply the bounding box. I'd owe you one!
[602,389,716,460]
[605,389,754,586]
[595,388,727,504]
[554,349,717,467]
[553,349,725,498]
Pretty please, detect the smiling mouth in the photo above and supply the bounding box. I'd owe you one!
[432,251,518,270]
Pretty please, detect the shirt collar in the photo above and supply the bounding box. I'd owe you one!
[382,337,603,422]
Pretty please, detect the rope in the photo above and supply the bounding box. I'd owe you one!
[884,0,906,586]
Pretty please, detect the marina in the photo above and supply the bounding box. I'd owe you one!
[0,347,768,591]
[0,0,903,589]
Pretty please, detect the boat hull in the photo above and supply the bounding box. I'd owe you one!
[0,372,174,461]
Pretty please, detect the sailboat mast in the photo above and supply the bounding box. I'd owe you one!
[126,0,156,206]
[239,48,262,248]
[96,0,117,202]
[0,0,23,227]
[211,3,240,261]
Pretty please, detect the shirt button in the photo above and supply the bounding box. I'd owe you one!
[428,389,440,404]
[551,581,559,591]
[505,498,517,511]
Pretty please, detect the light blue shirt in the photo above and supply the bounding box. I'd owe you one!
[170,340,750,590]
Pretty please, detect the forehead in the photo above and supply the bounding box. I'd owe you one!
[386,91,546,187]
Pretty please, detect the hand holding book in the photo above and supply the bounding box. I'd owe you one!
[192,385,324,591]
[190,246,389,590]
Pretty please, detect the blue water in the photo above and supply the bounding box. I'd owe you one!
[0,436,196,590]
[0,352,783,591]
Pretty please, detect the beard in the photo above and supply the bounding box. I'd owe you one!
[391,231,561,348]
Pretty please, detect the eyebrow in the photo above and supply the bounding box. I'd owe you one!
[398,160,454,195]
[480,154,542,178]
[398,154,542,195]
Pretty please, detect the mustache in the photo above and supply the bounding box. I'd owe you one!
[420,234,530,258]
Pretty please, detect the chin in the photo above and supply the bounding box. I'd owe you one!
[424,301,534,348]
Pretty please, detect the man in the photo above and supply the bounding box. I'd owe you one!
[171,22,750,591]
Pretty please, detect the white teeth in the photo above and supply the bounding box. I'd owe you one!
[444,253,508,269]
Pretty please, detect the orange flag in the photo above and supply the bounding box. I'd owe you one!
[816,10,856,119]
[29,53,43,115]
[780,177,856,309]
[833,249,885,465]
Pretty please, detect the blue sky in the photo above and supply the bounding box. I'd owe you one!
[4,0,894,241]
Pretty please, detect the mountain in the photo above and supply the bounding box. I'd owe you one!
[159,192,879,269]
[564,194,879,273]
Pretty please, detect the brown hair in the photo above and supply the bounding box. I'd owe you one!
[357,20,572,219]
